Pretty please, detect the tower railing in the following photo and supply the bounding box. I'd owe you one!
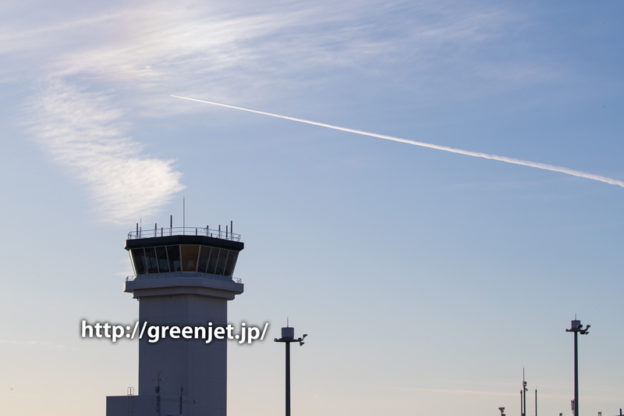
[127,226,241,241]
[125,275,243,284]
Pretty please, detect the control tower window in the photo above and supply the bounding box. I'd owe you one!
[131,248,146,275]
[224,251,238,276]
[181,244,200,272]
[216,249,229,275]
[207,248,221,274]
[145,247,159,274]
[156,246,169,273]
[198,246,211,273]
[167,245,181,272]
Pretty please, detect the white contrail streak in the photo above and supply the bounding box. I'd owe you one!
[171,95,624,189]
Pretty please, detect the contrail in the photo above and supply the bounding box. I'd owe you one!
[171,95,624,189]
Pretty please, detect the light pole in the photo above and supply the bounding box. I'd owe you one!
[523,370,527,416]
[275,325,307,416]
[566,318,590,416]
[521,369,527,416]
[535,388,538,416]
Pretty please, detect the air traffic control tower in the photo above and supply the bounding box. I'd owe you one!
[106,221,244,416]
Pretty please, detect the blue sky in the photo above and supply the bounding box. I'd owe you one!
[1,1,623,415]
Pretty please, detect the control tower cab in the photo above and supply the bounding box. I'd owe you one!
[127,224,242,278]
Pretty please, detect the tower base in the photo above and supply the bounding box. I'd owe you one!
[107,394,206,416]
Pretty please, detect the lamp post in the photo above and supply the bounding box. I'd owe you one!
[535,388,538,416]
[520,369,528,416]
[275,325,307,416]
[566,318,590,416]
[523,370,527,416]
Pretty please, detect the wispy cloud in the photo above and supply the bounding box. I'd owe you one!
[30,1,514,94]
[11,1,546,222]
[29,80,184,224]
[0,12,124,56]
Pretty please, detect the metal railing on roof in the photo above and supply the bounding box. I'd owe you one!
[125,275,242,284]
[127,226,241,241]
